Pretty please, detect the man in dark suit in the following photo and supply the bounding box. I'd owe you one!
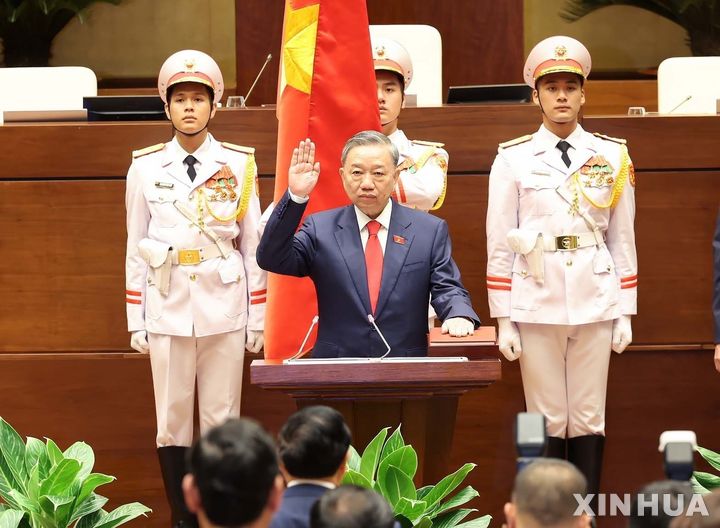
[714,209,720,373]
[270,406,352,528]
[257,130,480,358]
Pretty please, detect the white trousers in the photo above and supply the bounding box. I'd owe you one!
[517,320,612,438]
[148,330,246,447]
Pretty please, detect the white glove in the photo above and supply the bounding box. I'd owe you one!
[441,317,474,337]
[497,317,522,361]
[246,330,265,354]
[130,330,149,354]
[611,315,632,354]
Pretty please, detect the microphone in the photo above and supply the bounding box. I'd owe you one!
[242,53,273,107]
[367,314,392,359]
[285,315,318,362]
[668,95,692,114]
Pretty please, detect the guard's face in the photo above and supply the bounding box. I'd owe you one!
[340,144,399,219]
[376,70,404,129]
[533,73,585,124]
[165,81,216,134]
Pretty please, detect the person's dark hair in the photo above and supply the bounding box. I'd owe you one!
[188,418,278,527]
[278,405,351,479]
[309,485,395,528]
[376,69,405,97]
[630,480,695,528]
[512,458,587,526]
[167,82,215,104]
[670,488,720,528]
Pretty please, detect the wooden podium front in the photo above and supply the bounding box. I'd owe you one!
[251,355,500,485]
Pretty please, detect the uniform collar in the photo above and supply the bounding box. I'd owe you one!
[287,479,336,489]
[388,128,412,163]
[354,199,393,232]
[533,124,585,155]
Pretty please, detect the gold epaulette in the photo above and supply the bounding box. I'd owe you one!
[132,143,165,158]
[221,142,255,155]
[593,132,627,145]
[499,135,532,149]
[412,139,445,148]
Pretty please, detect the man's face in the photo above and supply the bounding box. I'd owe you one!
[376,70,404,129]
[340,143,399,218]
[165,81,216,134]
[532,72,585,124]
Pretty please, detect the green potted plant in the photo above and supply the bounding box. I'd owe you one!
[0,0,122,67]
[692,445,720,493]
[342,425,491,528]
[0,417,150,528]
[560,0,720,56]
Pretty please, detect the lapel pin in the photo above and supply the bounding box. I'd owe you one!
[155,181,174,189]
[393,235,406,245]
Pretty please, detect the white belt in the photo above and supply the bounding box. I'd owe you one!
[542,232,599,252]
[171,239,235,266]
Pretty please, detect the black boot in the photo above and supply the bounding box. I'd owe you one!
[545,436,567,459]
[157,447,198,528]
[568,435,605,515]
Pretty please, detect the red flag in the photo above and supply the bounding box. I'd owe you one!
[264,0,381,359]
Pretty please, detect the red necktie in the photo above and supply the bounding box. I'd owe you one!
[365,220,383,314]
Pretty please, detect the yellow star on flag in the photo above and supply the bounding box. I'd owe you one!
[281,1,320,95]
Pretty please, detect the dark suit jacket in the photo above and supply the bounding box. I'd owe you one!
[257,192,480,358]
[270,483,328,528]
[714,209,720,343]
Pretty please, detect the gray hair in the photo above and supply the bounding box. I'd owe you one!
[512,459,587,525]
[341,130,399,166]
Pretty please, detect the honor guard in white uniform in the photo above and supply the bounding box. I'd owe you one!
[125,50,266,528]
[372,37,448,212]
[486,36,637,505]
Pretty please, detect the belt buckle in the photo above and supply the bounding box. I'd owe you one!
[556,235,578,251]
[178,249,201,265]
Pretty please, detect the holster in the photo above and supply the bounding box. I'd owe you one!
[138,238,172,296]
[507,228,544,284]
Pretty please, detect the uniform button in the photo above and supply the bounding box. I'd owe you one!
[566,260,573,267]
[521,270,528,277]
[189,273,198,281]
[606,265,612,272]
[147,277,152,283]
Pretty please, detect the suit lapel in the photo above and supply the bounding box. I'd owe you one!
[334,207,372,315]
[162,148,192,190]
[566,132,597,177]
[374,204,414,317]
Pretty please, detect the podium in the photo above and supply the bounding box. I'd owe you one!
[251,344,501,485]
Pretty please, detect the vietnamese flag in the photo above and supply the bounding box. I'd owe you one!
[264,0,381,359]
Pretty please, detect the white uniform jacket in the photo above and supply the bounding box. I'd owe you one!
[125,134,266,337]
[388,129,448,212]
[486,125,637,325]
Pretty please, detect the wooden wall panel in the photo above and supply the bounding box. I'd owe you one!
[235,0,524,105]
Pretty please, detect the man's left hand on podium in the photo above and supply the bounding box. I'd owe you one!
[441,317,475,337]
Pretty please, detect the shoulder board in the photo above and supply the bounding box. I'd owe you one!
[132,143,165,158]
[499,135,532,149]
[221,142,255,154]
[593,132,626,145]
[412,139,444,148]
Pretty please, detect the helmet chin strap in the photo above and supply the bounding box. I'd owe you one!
[171,114,211,137]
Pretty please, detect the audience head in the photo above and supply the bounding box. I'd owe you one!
[183,418,282,528]
[629,480,695,528]
[504,458,589,528]
[278,405,352,484]
[310,485,395,528]
[670,489,720,528]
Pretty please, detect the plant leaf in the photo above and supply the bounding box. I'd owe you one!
[44,439,64,468]
[341,469,372,489]
[347,446,361,473]
[456,515,492,528]
[89,502,151,528]
[69,493,109,524]
[380,425,405,461]
[39,458,81,497]
[75,509,104,528]
[395,497,427,522]
[414,517,433,528]
[381,465,416,508]
[432,486,479,517]
[378,446,418,483]
[697,446,720,473]
[423,463,476,512]
[38,494,73,523]
[77,473,115,506]
[0,419,27,494]
[23,438,45,477]
[431,507,476,528]
[359,427,389,484]
[0,509,24,528]
[7,490,37,515]
[417,485,434,500]
[63,442,95,481]
[693,471,720,490]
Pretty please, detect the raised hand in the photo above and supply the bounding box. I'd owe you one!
[288,139,321,198]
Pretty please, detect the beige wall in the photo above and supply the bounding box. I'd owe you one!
[51,0,237,85]
[524,0,691,71]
